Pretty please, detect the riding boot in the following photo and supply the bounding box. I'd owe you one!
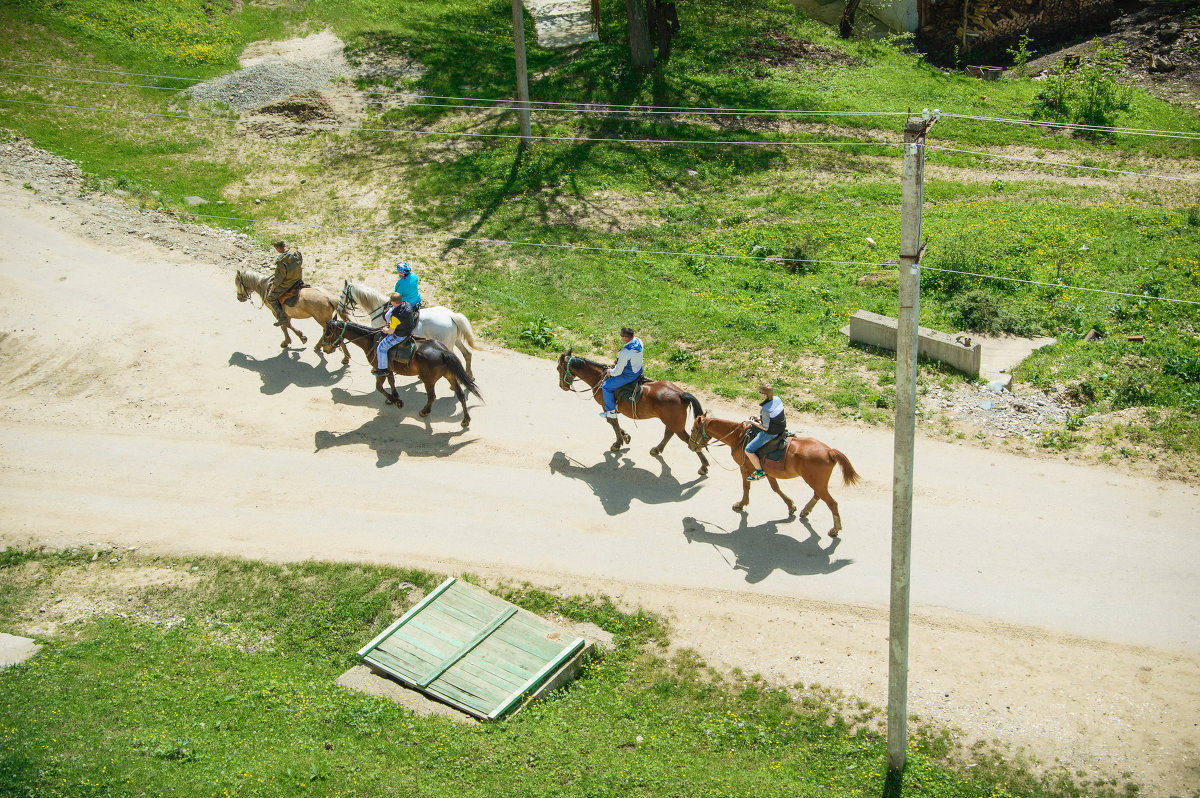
[269,299,287,327]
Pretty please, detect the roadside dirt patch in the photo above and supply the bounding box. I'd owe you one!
[752,31,860,68]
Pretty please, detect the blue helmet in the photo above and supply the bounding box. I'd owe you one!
[395,261,412,275]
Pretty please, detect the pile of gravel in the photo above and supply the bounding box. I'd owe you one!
[921,383,1074,441]
[183,57,353,112]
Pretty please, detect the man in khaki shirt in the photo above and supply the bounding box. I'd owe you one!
[267,239,303,326]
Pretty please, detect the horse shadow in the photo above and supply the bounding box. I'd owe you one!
[228,351,347,396]
[548,450,703,516]
[314,410,473,468]
[681,515,853,584]
[328,385,471,420]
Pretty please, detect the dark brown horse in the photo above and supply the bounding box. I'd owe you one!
[321,319,481,427]
[688,414,860,536]
[556,350,709,476]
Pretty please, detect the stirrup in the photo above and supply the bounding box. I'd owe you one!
[746,469,766,482]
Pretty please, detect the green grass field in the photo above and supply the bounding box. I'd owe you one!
[0,548,1140,798]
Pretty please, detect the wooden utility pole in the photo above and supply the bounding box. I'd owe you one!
[887,111,934,774]
[511,0,533,146]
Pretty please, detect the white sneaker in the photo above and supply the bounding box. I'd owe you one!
[600,410,618,418]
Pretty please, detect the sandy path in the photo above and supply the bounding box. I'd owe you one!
[0,183,1198,795]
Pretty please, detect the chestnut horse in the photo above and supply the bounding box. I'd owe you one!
[235,268,350,364]
[556,350,709,476]
[320,319,481,427]
[688,414,860,537]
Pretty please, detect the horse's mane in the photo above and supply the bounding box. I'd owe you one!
[569,356,609,370]
[340,319,378,335]
[348,282,389,310]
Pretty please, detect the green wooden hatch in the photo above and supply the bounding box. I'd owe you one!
[357,577,586,720]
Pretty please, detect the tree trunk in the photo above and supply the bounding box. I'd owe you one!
[839,0,862,39]
[625,0,655,67]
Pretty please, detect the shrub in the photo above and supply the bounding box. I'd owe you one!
[518,315,555,348]
[1032,42,1133,131]
[946,290,1041,336]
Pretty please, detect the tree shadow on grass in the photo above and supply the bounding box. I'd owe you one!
[549,449,702,515]
[681,515,852,583]
[228,350,348,396]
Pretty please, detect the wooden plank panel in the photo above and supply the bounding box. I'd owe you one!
[388,622,463,658]
[435,668,511,705]
[417,608,518,688]
[365,647,429,684]
[426,678,498,717]
[375,635,443,669]
[357,577,456,658]
[404,615,475,648]
[470,636,547,674]
[440,655,527,692]
[489,638,586,720]
[435,586,509,622]
[482,627,565,662]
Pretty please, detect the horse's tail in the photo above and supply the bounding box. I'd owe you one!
[681,392,705,420]
[442,347,482,400]
[830,448,861,486]
[451,312,478,350]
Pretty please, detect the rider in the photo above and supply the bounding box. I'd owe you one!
[267,239,303,327]
[601,326,643,418]
[744,383,786,481]
[393,261,422,312]
[373,293,417,376]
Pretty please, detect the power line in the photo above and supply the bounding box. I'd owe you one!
[0,96,904,150]
[0,69,186,92]
[926,145,1200,183]
[0,57,201,83]
[921,265,1200,306]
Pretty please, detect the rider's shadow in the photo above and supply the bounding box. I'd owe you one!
[549,451,703,515]
[228,351,347,396]
[329,385,472,419]
[314,412,473,468]
[681,515,853,584]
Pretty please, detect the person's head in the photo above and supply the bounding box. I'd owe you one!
[758,383,774,400]
[389,292,404,306]
[395,262,412,276]
[620,326,634,342]
[272,239,286,252]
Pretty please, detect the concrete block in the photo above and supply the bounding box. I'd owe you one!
[844,310,981,377]
[0,633,41,668]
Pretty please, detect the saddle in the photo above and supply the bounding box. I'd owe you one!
[613,375,647,407]
[279,281,308,306]
[742,429,792,465]
[384,336,417,368]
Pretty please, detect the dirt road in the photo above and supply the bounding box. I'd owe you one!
[1,178,1198,794]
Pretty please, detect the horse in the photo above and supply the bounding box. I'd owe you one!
[337,281,479,377]
[235,268,350,364]
[320,319,481,427]
[556,349,709,476]
[687,414,860,537]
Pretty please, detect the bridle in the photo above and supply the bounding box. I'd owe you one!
[337,282,357,318]
[236,272,262,308]
[688,417,743,449]
[322,319,349,352]
[558,356,601,395]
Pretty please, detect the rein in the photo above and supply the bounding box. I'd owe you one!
[560,358,602,395]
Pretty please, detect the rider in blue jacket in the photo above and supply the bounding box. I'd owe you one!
[744,383,786,481]
[393,262,422,311]
[601,327,643,418]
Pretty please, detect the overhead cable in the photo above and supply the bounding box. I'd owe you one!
[926,145,1200,183]
[921,265,1200,305]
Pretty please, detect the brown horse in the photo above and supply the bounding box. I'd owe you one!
[556,350,709,476]
[688,414,860,536]
[320,319,481,427]
[236,268,350,364]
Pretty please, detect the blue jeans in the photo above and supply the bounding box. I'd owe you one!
[602,371,639,412]
[745,429,774,454]
[376,334,404,370]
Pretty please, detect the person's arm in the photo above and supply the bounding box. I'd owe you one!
[612,348,632,374]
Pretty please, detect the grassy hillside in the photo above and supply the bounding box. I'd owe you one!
[0,0,1197,465]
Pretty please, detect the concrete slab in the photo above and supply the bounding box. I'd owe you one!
[0,632,40,668]
[523,0,599,49]
[337,665,480,724]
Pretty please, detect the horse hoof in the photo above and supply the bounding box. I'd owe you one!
[650,448,661,457]
[829,529,840,538]
[419,410,431,417]
[733,503,745,513]
[788,506,797,517]
[699,467,708,477]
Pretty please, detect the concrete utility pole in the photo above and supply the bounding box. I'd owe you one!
[887,110,935,774]
[511,0,533,146]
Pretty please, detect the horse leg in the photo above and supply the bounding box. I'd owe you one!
[765,474,797,517]
[814,485,842,537]
[606,418,626,453]
[456,341,473,378]
[650,427,673,458]
[800,495,820,517]
[340,343,351,366]
[419,374,437,417]
[732,468,752,512]
[451,379,470,428]
[672,430,708,476]
[289,318,307,345]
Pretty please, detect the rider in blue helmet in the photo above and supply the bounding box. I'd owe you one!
[393,261,422,312]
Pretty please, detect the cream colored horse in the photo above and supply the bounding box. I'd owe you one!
[235,269,350,364]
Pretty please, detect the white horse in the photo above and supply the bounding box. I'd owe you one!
[337,281,479,377]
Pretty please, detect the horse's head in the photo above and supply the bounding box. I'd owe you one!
[688,413,711,451]
[556,349,574,392]
[320,319,347,353]
[235,271,250,302]
[337,280,356,319]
